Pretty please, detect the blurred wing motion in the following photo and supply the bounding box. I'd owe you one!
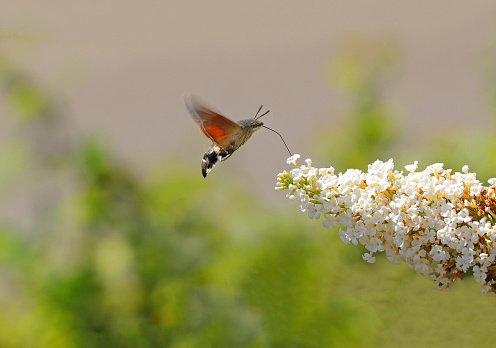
[185,95,241,148]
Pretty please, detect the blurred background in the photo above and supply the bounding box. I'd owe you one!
[2,1,496,347]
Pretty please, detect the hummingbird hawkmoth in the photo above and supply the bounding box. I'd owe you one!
[185,95,291,177]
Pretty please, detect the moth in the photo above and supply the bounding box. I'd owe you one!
[185,95,291,177]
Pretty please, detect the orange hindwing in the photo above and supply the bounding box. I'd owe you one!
[185,95,240,148]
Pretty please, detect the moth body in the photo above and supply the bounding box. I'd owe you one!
[186,95,264,177]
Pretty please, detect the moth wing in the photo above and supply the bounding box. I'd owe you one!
[185,95,240,148]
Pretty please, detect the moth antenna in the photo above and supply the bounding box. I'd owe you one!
[254,104,264,118]
[256,109,270,120]
[262,126,292,156]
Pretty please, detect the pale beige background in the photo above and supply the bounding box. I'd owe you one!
[3,1,496,199]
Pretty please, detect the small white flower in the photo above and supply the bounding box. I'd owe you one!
[430,245,448,262]
[338,229,351,245]
[470,184,483,197]
[457,209,472,223]
[322,219,332,228]
[473,265,488,284]
[286,154,300,165]
[404,161,418,172]
[362,253,376,263]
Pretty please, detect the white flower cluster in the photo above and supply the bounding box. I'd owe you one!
[276,154,496,296]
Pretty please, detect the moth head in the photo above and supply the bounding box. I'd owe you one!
[251,119,264,129]
[238,118,263,131]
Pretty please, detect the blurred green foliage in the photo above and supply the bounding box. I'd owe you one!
[317,35,496,184]
[1,39,496,348]
[316,36,401,171]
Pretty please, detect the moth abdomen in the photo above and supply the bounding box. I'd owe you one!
[201,144,230,178]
